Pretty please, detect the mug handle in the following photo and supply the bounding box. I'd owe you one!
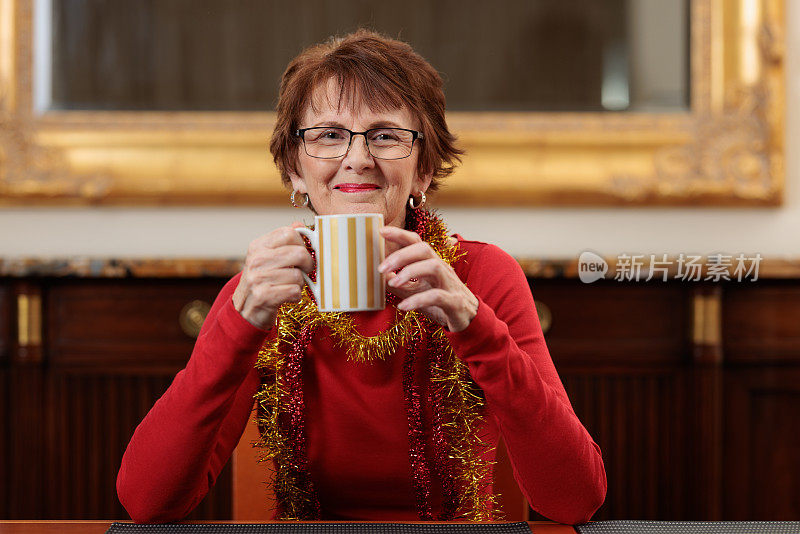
[293,226,321,305]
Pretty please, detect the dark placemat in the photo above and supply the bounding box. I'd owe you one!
[105,522,531,534]
[575,520,800,534]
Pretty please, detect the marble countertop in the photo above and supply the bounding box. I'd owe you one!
[2,256,799,279]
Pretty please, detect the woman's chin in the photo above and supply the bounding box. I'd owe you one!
[333,201,387,216]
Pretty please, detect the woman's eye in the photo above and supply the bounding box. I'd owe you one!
[371,131,400,142]
[322,130,344,139]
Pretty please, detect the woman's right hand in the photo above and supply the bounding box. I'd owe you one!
[232,222,314,330]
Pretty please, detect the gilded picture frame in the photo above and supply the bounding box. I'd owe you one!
[0,0,785,206]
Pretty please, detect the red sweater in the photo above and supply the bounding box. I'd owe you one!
[116,237,606,524]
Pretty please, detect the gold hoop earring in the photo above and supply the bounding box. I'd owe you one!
[408,191,426,210]
[291,190,309,208]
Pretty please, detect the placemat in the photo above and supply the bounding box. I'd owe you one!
[105,522,532,534]
[575,520,800,534]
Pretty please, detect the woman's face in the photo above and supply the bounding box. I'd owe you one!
[288,79,431,229]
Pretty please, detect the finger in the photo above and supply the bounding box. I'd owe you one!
[250,266,306,287]
[250,244,314,273]
[253,283,303,305]
[385,273,410,299]
[397,288,452,312]
[240,282,303,320]
[389,258,450,288]
[247,229,301,259]
[263,224,307,248]
[379,241,436,274]
[273,283,304,303]
[379,225,423,246]
[385,271,422,298]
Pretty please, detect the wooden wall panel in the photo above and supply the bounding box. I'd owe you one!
[561,371,693,520]
[42,370,231,519]
[724,368,800,520]
[723,281,800,363]
[36,278,231,520]
[4,274,800,522]
[526,280,696,520]
[47,279,225,369]
[7,361,45,518]
[722,279,800,520]
[0,283,9,518]
[0,283,9,363]
[0,278,237,519]
[530,280,691,366]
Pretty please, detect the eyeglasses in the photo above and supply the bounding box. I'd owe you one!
[294,127,423,160]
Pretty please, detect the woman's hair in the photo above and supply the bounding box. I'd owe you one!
[269,29,463,192]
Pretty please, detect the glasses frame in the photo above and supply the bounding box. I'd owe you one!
[294,127,424,160]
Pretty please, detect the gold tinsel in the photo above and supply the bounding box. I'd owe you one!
[429,327,501,520]
[252,210,500,520]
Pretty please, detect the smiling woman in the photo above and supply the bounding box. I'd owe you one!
[285,77,429,230]
[115,29,607,524]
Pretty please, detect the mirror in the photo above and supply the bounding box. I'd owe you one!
[0,0,784,206]
[44,0,688,113]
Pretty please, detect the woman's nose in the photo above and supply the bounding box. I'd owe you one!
[343,135,375,172]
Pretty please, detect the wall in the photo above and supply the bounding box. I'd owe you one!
[0,3,796,261]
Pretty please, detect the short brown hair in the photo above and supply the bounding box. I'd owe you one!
[269,29,462,192]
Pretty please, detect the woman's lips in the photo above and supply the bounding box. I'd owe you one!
[334,183,380,193]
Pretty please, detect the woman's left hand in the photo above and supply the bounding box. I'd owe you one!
[379,226,478,333]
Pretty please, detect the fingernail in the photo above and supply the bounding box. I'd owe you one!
[397,301,408,310]
[389,277,400,287]
[378,263,387,273]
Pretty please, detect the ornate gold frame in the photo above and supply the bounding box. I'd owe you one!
[0,0,785,206]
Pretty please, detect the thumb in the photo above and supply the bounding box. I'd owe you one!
[290,221,305,229]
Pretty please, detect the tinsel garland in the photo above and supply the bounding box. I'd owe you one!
[252,208,501,521]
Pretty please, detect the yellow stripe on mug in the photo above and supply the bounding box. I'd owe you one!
[347,218,358,308]
[319,219,326,309]
[365,217,375,308]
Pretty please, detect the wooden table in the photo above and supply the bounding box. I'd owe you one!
[0,522,575,534]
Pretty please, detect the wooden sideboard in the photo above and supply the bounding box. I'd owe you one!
[1,261,799,521]
[1,278,232,520]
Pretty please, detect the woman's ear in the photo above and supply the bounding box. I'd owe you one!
[288,170,306,193]
[416,173,433,194]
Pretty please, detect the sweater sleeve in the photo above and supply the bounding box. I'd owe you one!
[445,244,607,525]
[116,273,272,523]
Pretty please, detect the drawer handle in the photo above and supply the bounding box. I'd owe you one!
[179,300,212,338]
[536,300,552,335]
[17,293,42,348]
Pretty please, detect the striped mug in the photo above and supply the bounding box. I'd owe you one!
[295,213,386,312]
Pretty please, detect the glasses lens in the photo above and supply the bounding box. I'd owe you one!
[303,127,350,158]
[301,127,416,159]
[367,128,415,159]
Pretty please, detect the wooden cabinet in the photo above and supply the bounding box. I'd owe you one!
[722,282,800,520]
[1,278,231,520]
[2,273,800,521]
[528,280,697,520]
[1,282,11,517]
[527,279,800,521]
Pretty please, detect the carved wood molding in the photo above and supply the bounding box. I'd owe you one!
[0,98,111,199]
[3,255,800,279]
[0,0,110,201]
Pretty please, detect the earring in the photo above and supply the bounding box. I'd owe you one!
[408,191,426,210]
[291,190,309,208]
